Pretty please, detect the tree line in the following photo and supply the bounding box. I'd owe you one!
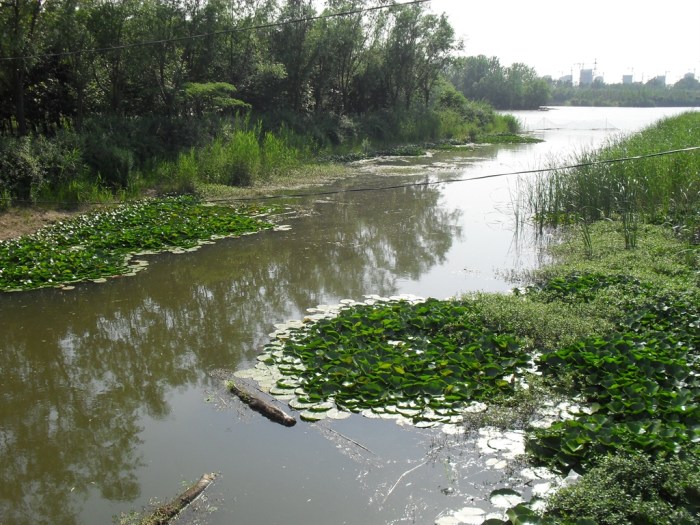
[549,77,700,107]
[446,55,552,110]
[0,0,456,136]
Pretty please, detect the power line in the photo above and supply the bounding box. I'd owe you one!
[0,0,431,63]
[10,145,699,206]
[208,145,700,202]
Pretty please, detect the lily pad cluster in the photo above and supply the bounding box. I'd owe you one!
[526,275,700,472]
[0,195,274,291]
[238,295,533,425]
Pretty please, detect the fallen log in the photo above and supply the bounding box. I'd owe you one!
[141,472,217,525]
[227,379,297,427]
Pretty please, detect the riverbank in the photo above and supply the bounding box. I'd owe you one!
[0,129,538,242]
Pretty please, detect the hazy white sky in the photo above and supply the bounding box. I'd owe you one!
[428,0,700,84]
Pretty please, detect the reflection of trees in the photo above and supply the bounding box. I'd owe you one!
[0,182,461,524]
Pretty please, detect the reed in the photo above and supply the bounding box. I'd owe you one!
[521,112,700,244]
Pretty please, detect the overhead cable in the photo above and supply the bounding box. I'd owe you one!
[9,145,699,206]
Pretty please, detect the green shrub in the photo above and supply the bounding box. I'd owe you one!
[0,136,43,202]
[546,453,700,525]
[0,188,11,210]
[82,132,134,190]
[500,113,522,133]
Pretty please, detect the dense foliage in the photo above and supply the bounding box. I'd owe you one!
[545,453,700,525]
[0,0,531,205]
[446,55,552,110]
[528,277,700,472]
[0,0,453,134]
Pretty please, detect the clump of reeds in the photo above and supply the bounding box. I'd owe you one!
[520,112,700,248]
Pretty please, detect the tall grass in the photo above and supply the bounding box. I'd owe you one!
[521,112,700,244]
[0,101,519,206]
[152,119,305,193]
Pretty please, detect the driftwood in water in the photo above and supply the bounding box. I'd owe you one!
[228,378,297,427]
[141,472,217,525]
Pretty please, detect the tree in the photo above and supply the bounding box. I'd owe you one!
[0,0,45,134]
[270,0,317,113]
[414,12,455,106]
[306,0,366,114]
[673,75,700,90]
[447,55,550,109]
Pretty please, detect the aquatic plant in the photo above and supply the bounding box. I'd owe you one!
[239,296,533,425]
[528,286,700,472]
[0,196,274,291]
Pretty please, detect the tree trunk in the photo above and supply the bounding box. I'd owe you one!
[141,472,217,525]
[12,66,27,135]
[228,379,297,427]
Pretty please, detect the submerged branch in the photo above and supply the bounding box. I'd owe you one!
[141,472,217,525]
[227,378,297,427]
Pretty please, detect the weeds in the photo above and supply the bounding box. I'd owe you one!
[520,112,700,246]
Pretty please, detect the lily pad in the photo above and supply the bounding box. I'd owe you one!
[489,488,524,509]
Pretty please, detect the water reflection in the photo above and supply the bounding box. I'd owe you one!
[0,180,460,524]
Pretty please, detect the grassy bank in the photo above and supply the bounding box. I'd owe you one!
[521,111,700,245]
[0,105,521,211]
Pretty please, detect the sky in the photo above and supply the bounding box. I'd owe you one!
[428,0,700,84]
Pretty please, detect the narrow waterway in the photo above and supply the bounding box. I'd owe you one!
[0,107,694,525]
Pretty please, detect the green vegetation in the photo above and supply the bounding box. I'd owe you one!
[1,0,527,207]
[0,196,274,291]
[447,55,552,110]
[550,80,700,107]
[545,453,700,525]
[0,105,520,207]
[522,111,700,243]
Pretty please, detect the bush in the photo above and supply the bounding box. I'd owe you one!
[0,133,87,204]
[501,113,521,133]
[0,188,11,210]
[0,136,43,203]
[546,452,700,525]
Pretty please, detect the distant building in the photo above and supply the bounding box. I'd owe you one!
[579,69,593,86]
[655,75,666,87]
[622,74,634,84]
[558,74,573,85]
[683,72,696,80]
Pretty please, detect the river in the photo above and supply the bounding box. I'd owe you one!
[0,106,695,525]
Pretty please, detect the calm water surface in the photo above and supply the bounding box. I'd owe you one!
[0,107,695,525]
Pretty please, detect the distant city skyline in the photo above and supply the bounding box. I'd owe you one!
[429,0,700,84]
